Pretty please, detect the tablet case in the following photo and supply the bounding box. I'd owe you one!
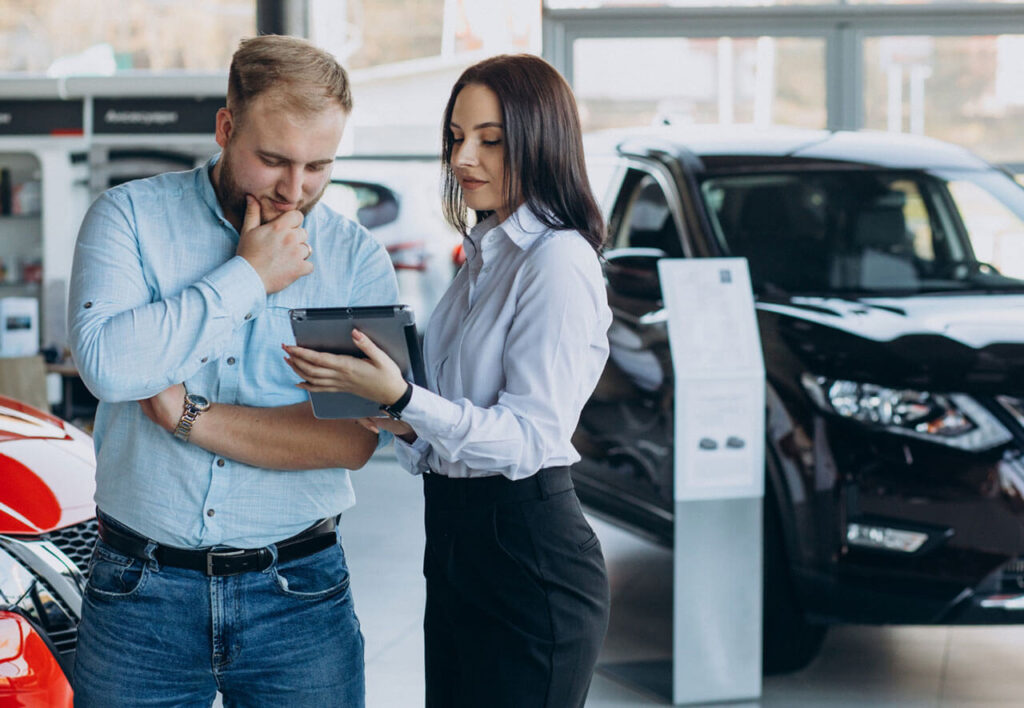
[289,305,426,419]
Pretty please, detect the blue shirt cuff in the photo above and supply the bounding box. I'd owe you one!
[201,255,267,325]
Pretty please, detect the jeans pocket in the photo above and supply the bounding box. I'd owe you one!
[272,544,351,601]
[86,541,150,599]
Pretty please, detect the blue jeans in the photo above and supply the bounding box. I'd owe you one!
[72,517,365,708]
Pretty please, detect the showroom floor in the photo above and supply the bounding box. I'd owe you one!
[325,449,1024,707]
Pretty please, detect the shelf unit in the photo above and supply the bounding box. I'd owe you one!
[0,152,44,353]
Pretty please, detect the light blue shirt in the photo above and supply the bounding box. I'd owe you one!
[394,205,611,480]
[69,157,398,548]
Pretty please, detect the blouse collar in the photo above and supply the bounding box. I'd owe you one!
[466,203,551,258]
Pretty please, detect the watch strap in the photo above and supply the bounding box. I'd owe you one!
[379,382,414,421]
[174,396,207,442]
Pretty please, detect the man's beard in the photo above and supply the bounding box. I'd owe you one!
[216,151,327,226]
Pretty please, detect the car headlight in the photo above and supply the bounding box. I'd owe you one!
[0,544,77,645]
[801,374,1012,452]
[998,396,1024,429]
[0,546,36,608]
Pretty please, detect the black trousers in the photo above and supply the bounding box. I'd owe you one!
[422,467,610,708]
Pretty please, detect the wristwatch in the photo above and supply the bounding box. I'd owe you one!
[379,382,413,421]
[173,392,211,442]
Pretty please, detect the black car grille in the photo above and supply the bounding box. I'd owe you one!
[998,558,1024,590]
[41,517,98,572]
[48,625,79,654]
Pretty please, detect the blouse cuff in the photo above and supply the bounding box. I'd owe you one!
[400,384,462,438]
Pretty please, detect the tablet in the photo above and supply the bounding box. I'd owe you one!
[289,305,426,419]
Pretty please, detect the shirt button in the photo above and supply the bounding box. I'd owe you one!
[201,357,208,363]
[207,509,215,517]
[216,458,225,467]
[227,357,236,365]
[84,302,93,309]
[244,313,252,321]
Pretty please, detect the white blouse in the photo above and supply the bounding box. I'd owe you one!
[395,204,612,480]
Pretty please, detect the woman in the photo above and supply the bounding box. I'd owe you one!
[285,54,612,708]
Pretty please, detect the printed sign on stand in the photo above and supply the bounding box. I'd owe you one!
[661,258,765,706]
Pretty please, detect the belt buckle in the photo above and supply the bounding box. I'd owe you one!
[206,548,247,576]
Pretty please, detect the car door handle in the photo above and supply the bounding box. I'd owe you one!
[639,309,668,326]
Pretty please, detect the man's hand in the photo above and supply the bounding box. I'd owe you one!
[356,416,417,444]
[236,195,314,294]
[139,383,186,433]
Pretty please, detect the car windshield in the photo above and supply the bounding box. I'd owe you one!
[700,168,1024,295]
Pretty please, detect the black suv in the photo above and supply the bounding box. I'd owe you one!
[574,127,1024,673]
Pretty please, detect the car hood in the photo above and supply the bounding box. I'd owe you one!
[757,293,1024,394]
[0,397,96,535]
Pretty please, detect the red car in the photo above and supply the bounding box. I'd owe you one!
[0,395,96,706]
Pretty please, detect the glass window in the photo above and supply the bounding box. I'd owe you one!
[322,181,399,229]
[700,169,1024,294]
[548,0,832,7]
[889,179,934,260]
[573,36,826,132]
[0,0,254,73]
[947,174,1024,279]
[616,172,684,256]
[864,35,1024,164]
[311,0,540,71]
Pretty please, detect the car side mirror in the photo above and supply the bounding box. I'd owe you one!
[604,247,667,301]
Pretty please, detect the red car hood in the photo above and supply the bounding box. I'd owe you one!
[0,396,96,535]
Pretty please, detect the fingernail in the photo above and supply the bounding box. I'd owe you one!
[352,329,363,339]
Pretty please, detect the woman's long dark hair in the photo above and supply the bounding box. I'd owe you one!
[440,54,605,252]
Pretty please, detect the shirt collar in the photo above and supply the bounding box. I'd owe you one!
[466,203,550,256]
[198,153,236,231]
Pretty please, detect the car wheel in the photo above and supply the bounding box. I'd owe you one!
[763,482,827,674]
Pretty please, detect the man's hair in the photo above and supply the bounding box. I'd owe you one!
[227,35,352,124]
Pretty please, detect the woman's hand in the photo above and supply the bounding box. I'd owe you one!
[139,383,186,432]
[355,416,417,444]
[283,329,409,406]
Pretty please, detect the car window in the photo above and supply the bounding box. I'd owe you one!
[321,181,399,229]
[947,178,1024,279]
[700,169,1024,294]
[613,172,684,257]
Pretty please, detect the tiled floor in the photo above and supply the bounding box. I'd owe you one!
[340,450,1024,707]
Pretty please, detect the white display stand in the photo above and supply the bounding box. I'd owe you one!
[602,258,765,705]
[663,258,764,705]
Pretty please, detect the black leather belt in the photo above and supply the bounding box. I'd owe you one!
[96,513,338,577]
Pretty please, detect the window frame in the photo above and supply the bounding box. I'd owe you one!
[543,4,1024,130]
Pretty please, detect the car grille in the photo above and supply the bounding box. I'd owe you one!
[48,625,78,654]
[41,517,98,572]
[999,558,1024,590]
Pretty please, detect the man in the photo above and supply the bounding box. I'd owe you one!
[68,35,396,707]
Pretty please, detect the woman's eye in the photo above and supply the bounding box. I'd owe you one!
[483,140,502,147]
[451,137,464,144]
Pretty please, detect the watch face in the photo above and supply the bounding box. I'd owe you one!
[186,393,210,410]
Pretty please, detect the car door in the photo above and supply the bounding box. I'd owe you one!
[572,159,690,542]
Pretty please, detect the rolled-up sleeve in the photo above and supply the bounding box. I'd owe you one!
[68,190,266,402]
